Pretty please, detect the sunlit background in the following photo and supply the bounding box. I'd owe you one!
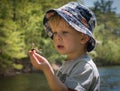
[0,0,120,91]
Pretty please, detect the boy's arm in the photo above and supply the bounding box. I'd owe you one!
[44,68,76,91]
[29,50,68,91]
[43,66,68,91]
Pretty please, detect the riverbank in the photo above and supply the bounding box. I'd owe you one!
[1,57,120,78]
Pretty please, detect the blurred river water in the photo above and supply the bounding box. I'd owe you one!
[99,66,120,91]
[0,66,120,91]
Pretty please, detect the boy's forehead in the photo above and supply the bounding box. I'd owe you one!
[51,20,83,35]
[49,13,84,35]
[49,15,72,29]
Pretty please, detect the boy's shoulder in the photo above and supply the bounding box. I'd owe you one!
[61,54,94,73]
[64,54,92,66]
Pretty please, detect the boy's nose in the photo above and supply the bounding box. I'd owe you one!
[54,33,63,41]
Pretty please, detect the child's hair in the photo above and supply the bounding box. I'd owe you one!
[48,13,74,31]
[48,13,65,30]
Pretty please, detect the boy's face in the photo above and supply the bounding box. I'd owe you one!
[50,17,88,59]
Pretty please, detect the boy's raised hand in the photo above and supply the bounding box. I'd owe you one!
[29,49,52,72]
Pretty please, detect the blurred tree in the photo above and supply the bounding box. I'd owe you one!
[0,0,26,73]
[1,0,120,75]
[0,0,80,74]
[92,0,120,65]
[93,0,116,13]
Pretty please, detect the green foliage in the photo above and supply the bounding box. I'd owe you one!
[1,20,26,59]
[0,0,77,74]
[93,0,120,65]
[13,63,23,70]
[95,39,120,64]
[94,23,120,65]
[0,0,120,74]
[93,0,115,13]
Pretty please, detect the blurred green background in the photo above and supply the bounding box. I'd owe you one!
[0,0,120,91]
[0,0,120,75]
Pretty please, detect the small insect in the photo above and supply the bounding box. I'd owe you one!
[31,43,42,55]
[31,48,42,55]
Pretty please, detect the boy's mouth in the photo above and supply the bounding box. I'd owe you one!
[57,45,64,49]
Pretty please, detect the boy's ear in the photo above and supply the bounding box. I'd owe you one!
[80,34,90,44]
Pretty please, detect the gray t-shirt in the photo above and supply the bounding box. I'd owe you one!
[56,54,100,91]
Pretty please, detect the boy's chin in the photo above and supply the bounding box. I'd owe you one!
[57,51,67,55]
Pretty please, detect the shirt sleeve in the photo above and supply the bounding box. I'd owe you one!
[64,62,94,91]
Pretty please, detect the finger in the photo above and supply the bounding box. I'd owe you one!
[29,50,44,65]
[29,52,40,66]
[34,52,47,63]
[32,54,41,64]
[29,49,34,55]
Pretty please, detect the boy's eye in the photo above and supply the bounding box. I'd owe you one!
[62,31,68,34]
[53,32,57,35]
[52,31,69,37]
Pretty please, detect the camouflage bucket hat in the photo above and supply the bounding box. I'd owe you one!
[43,2,97,52]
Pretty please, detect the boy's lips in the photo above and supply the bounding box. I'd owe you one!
[57,45,64,49]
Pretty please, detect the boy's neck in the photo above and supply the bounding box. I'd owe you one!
[67,51,87,61]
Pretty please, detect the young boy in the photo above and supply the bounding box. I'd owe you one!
[29,2,100,91]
